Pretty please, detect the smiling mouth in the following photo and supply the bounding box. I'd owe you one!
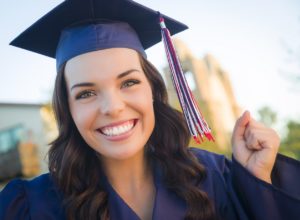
[97,119,137,137]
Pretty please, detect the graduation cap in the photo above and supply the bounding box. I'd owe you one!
[11,0,214,143]
[10,0,187,70]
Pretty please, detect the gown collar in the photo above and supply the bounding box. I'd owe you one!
[102,161,187,220]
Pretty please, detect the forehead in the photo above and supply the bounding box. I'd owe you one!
[64,48,142,83]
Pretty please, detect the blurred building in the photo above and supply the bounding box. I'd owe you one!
[163,39,241,151]
[0,102,51,183]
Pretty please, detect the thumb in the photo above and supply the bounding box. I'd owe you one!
[232,110,251,141]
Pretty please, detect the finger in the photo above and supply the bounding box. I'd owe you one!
[244,120,267,139]
[245,132,263,150]
[244,125,278,149]
[233,110,251,140]
[244,121,265,142]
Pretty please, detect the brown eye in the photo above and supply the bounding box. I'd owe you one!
[75,90,96,100]
[121,79,140,88]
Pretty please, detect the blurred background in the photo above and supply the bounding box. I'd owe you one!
[1,0,300,188]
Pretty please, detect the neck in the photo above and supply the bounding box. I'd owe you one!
[101,150,156,220]
[101,150,152,192]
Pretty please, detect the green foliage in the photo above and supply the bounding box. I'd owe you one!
[257,106,277,127]
[257,106,300,160]
[280,120,300,160]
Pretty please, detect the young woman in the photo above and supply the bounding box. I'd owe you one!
[1,0,300,220]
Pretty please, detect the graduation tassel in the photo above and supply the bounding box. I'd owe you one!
[159,15,214,143]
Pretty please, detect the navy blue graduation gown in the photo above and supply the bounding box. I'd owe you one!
[1,148,300,220]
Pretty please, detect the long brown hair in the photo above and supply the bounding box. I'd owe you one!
[49,54,216,220]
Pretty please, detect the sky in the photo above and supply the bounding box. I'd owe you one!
[1,0,300,132]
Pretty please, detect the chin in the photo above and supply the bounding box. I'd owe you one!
[97,145,145,161]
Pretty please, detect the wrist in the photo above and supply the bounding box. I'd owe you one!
[251,172,272,184]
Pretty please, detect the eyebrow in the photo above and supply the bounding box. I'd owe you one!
[70,69,140,91]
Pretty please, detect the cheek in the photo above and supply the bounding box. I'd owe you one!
[70,103,97,131]
[136,86,155,127]
[145,104,155,135]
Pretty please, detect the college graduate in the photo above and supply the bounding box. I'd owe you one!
[1,0,300,219]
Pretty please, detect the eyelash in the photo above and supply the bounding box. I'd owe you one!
[75,79,140,100]
[121,79,141,88]
[75,90,96,100]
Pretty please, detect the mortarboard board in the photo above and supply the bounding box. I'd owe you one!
[10,0,188,71]
[10,0,214,143]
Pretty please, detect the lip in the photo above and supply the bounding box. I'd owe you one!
[96,119,138,142]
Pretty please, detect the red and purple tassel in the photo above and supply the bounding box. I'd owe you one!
[159,15,214,143]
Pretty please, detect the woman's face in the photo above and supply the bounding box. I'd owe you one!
[64,48,155,161]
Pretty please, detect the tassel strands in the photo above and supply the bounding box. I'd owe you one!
[158,15,214,143]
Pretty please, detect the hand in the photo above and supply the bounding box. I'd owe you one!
[231,110,280,183]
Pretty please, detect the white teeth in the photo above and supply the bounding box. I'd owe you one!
[101,121,134,136]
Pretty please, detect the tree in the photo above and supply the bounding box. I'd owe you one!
[257,106,300,159]
[280,120,300,160]
[257,106,277,127]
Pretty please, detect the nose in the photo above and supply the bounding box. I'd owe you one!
[99,91,125,117]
